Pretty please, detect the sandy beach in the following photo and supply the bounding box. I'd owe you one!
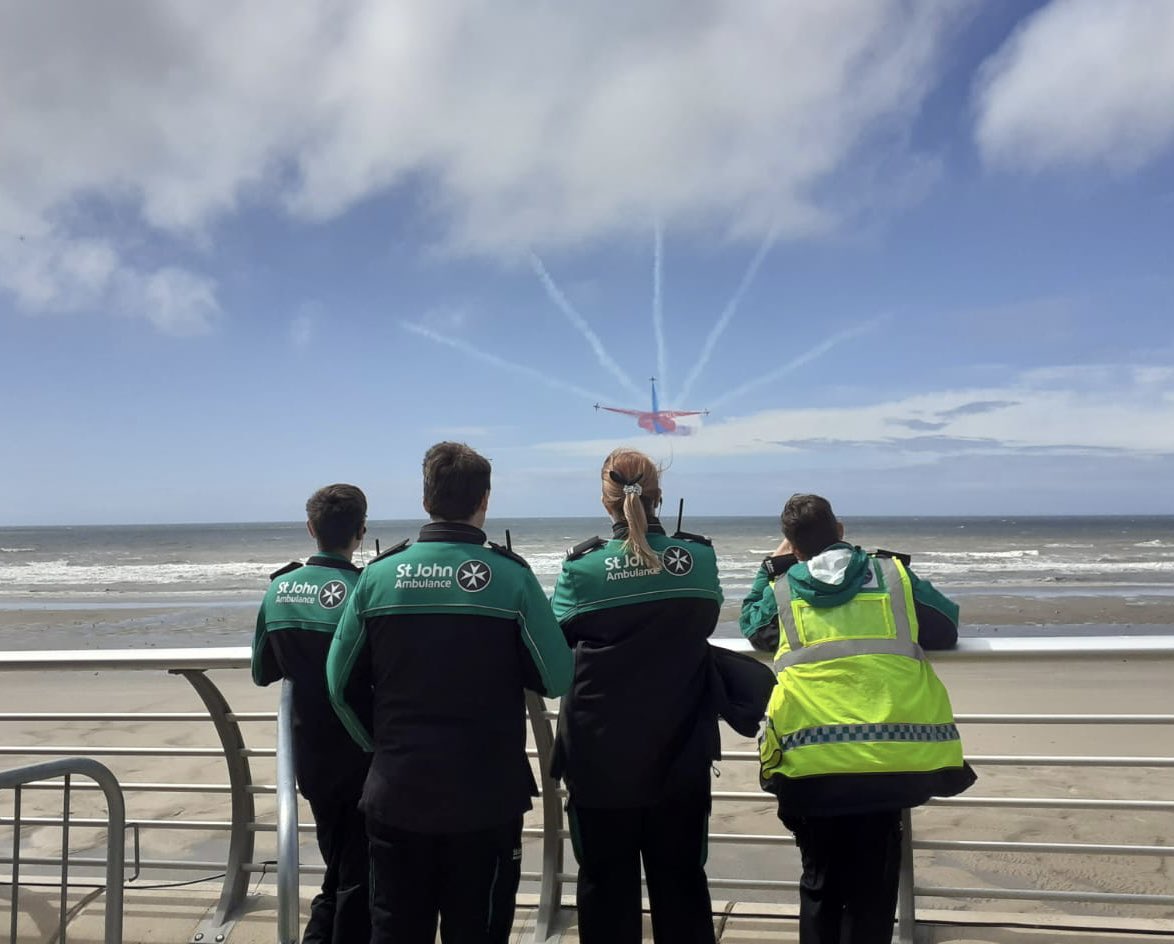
[0,645,1171,938]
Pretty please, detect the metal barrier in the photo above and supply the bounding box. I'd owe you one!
[1,757,125,944]
[0,637,1172,943]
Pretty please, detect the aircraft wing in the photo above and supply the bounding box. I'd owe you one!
[658,410,706,418]
[597,406,646,417]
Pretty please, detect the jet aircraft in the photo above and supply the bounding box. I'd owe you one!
[595,378,708,435]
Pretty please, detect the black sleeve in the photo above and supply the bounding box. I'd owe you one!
[916,601,958,650]
[748,622,780,654]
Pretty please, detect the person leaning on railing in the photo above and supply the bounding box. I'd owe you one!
[325,442,573,944]
[251,483,372,944]
[740,494,976,944]
[549,448,725,944]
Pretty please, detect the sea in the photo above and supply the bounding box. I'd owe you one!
[1,516,1173,649]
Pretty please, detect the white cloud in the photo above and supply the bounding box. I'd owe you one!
[0,233,219,335]
[538,364,1174,459]
[289,314,314,349]
[0,1,965,328]
[975,0,1174,171]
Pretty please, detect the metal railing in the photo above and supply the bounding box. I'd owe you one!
[274,681,299,944]
[1,637,1172,943]
[1,757,125,944]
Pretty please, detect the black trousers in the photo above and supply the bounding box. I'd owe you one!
[367,816,523,944]
[569,785,715,944]
[301,782,371,944]
[781,810,903,944]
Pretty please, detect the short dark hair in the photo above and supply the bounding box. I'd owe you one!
[306,484,367,552]
[422,442,491,521]
[782,493,840,558]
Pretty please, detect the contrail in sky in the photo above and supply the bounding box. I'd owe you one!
[529,252,644,402]
[706,319,885,411]
[676,225,779,405]
[652,223,667,399]
[402,321,609,403]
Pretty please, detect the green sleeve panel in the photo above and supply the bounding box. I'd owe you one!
[518,568,573,697]
[554,533,723,621]
[738,564,778,639]
[908,567,960,626]
[251,605,278,686]
[550,564,577,625]
[326,576,374,751]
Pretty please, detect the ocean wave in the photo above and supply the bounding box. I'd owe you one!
[0,559,270,589]
[1135,540,1174,548]
[916,560,1174,576]
[920,549,1041,560]
[0,547,35,553]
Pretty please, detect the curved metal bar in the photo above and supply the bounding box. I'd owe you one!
[275,680,301,944]
[173,669,255,938]
[525,691,563,943]
[0,757,125,944]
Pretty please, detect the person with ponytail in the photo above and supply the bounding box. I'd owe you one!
[550,448,724,944]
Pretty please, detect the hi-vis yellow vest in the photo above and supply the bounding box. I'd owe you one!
[759,556,965,781]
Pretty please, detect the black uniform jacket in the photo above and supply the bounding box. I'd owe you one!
[552,520,722,808]
[339,523,559,834]
[253,555,371,799]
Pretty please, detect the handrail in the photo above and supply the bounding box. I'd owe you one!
[0,757,125,944]
[275,680,300,944]
[1,634,1172,669]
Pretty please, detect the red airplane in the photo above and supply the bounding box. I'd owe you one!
[595,378,708,435]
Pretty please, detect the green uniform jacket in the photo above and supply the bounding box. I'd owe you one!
[326,522,573,833]
[551,521,724,806]
[252,553,369,796]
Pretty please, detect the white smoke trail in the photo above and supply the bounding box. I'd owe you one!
[706,319,884,411]
[528,252,644,402]
[676,226,779,405]
[402,321,609,403]
[652,223,667,399]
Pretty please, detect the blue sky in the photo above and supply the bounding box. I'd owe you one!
[2,0,1173,525]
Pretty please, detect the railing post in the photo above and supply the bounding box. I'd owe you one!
[9,784,21,943]
[525,692,563,943]
[275,680,301,944]
[896,807,915,944]
[174,669,255,943]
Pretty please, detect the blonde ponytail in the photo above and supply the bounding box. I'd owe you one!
[601,449,663,572]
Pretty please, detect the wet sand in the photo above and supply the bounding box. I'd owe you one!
[2,593,1174,651]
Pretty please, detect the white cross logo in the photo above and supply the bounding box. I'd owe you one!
[662,546,693,576]
[457,560,492,592]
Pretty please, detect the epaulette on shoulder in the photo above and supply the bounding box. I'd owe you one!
[268,561,302,581]
[370,539,411,564]
[566,536,606,561]
[671,529,712,547]
[872,547,912,566]
[489,542,530,570]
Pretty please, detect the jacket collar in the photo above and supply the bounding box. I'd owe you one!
[418,521,487,545]
[611,516,666,540]
[306,552,360,573]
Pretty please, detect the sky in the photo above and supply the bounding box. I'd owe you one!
[2,0,1173,525]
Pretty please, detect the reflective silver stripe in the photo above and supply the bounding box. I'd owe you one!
[771,556,923,672]
[875,557,914,644]
[780,721,959,752]
[771,579,802,653]
[775,636,926,669]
